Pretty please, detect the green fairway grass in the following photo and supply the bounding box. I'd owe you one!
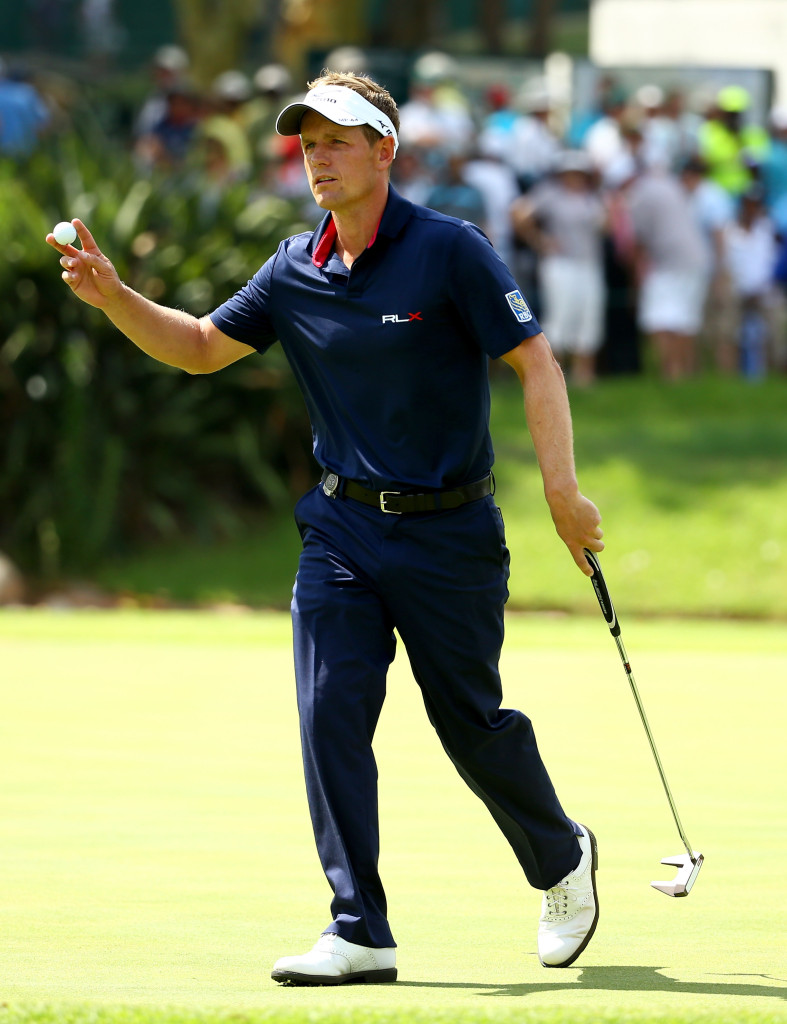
[89,376,787,619]
[1,609,785,1024]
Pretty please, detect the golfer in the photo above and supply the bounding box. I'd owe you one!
[47,70,605,983]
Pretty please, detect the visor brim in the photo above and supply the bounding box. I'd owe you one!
[275,103,311,136]
[276,99,365,137]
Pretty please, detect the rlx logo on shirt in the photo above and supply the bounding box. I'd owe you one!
[381,312,423,324]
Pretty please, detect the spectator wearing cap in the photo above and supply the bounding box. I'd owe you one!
[698,86,770,197]
[0,59,51,156]
[477,78,559,192]
[245,63,295,162]
[661,88,704,169]
[636,84,691,172]
[679,156,736,371]
[722,185,783,377]
[398,52,474,160]
[507,77,562,191]
[464,143,521,268]
[622,159,709,380]
[134,80,202,174]
[477,83,521,164]
[761,106,787,230]
[198,70,253,182]
[134,45,190,139]
[566,73,619,149]
[479,84,518,138]
[511,150,607,385]
[583,86,631,177]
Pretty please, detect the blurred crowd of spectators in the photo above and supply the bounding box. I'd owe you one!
[383,58,787,385]
[5,43,787,384]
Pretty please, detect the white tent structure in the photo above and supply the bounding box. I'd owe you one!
[589,0,787,106]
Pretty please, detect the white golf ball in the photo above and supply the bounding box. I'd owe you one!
[53,221,77,246]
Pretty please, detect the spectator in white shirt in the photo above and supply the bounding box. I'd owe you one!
[723,185,783,377]
[625,164,709,379]
[512,150,607,385]
[680,157,736,370]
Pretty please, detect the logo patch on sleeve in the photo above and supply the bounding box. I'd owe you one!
[505,289,533,323]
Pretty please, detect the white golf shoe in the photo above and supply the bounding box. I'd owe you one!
[271,932,397,986]
[537,824,599,968]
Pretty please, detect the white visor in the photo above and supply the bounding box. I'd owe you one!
[276,85,399,156]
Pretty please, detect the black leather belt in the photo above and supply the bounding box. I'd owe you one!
[320,469,493,515]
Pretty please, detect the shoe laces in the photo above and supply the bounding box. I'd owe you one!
[543,879,577,919]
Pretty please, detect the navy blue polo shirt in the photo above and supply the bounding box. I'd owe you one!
[209,187,541,491]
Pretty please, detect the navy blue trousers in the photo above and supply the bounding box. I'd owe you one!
[291,486,581,949]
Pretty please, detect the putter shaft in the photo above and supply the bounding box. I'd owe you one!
[583,550,701,874]
[611,631,695,862]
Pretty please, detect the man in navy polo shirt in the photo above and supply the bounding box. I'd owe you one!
[47,70,604,983]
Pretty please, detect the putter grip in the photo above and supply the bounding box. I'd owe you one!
[584,549,620,637]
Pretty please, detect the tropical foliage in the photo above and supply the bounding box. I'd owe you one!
[0,131,314,579]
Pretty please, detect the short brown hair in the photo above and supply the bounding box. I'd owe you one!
[307,69,400,148]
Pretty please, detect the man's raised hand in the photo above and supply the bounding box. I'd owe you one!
[46,218,124,309]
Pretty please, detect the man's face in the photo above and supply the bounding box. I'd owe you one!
[300,109,384,213]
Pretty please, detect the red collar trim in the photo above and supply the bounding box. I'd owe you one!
[312,217,338,268]
[311,214,384,268]
[368,217,382,247]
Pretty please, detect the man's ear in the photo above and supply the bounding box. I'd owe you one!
[377,136,395,172]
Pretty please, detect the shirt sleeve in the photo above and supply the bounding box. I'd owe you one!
[447,220,542,359]
[208,248,279,354]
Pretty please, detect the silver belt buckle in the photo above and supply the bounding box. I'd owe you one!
[379,490,402,514]
[323,473,340,498]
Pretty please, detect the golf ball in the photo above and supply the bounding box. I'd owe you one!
[53,221,77,246]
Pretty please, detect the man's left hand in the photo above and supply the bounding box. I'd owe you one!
[547,489,604,576]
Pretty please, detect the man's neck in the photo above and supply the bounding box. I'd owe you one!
[332,185,389,268]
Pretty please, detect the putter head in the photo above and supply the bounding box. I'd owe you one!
[651,852,703,897]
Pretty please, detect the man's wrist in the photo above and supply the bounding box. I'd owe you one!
[102,280,136,319]
[544,479,580,507]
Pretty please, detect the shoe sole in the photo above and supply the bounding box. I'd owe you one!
[540,825,599,969]
[271,967,398,986]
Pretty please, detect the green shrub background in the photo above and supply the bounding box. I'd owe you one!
[1,128,316,580]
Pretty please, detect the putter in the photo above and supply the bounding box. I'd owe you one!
[583,549,704,897]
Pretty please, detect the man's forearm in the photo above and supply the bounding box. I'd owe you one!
[102,285,210,373]
[500,333,603,573]
[521,342,579,503]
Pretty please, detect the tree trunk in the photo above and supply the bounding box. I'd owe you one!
[379,0,441,50]
[528,0,557,58]
[172,0,266,88]
[478,0,505,54]
[257,0,285,64]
